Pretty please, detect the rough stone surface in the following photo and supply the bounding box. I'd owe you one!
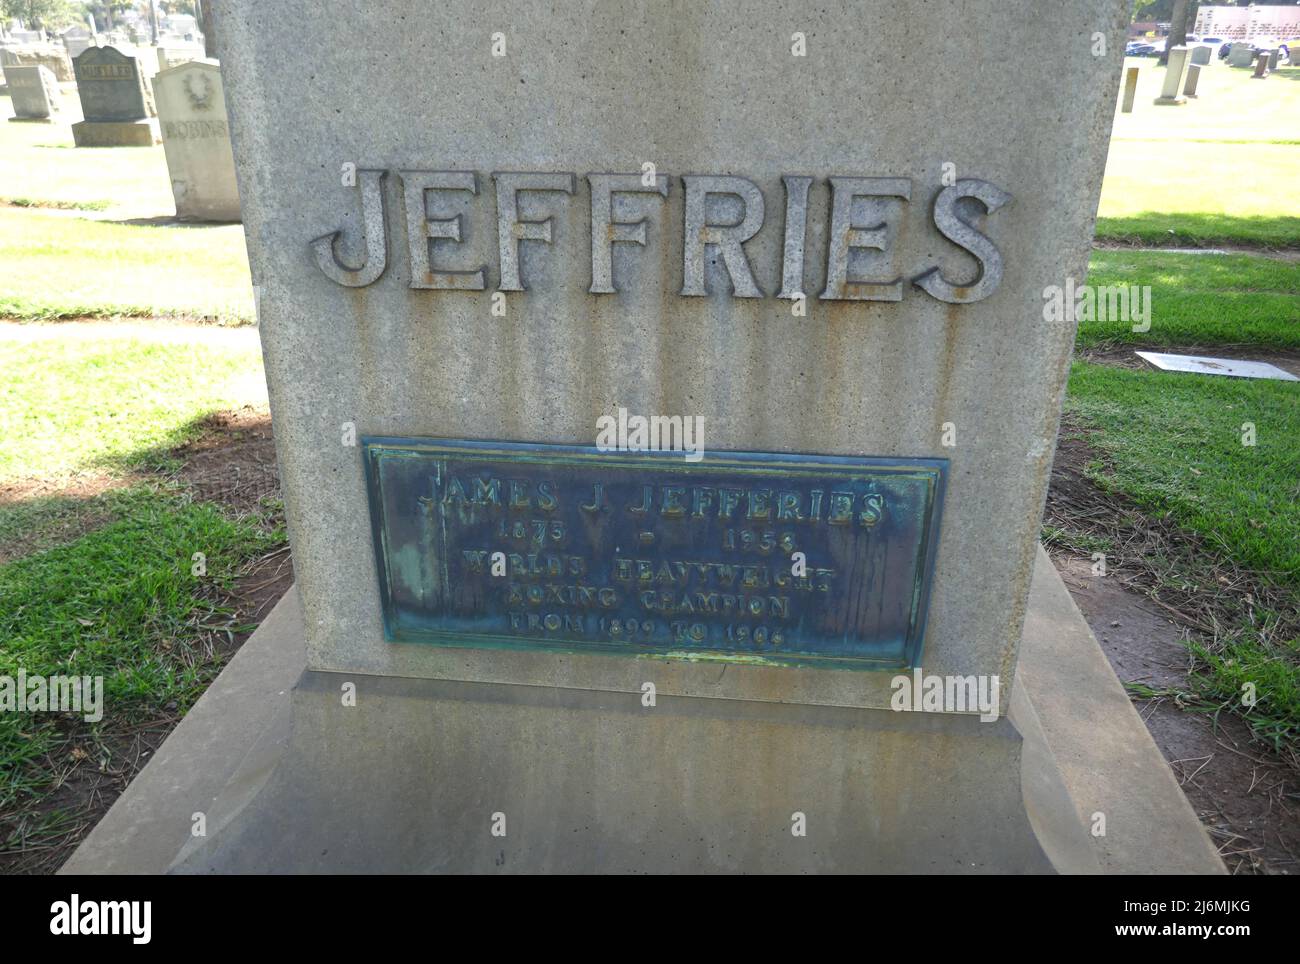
[154,60,241,221]
[213,0,1129,714]
[2,63,60,120]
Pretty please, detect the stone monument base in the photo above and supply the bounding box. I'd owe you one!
[71,118,160,146]
[8,115,56,123]
[61,548,1225,874]
[1153,96,1187,106]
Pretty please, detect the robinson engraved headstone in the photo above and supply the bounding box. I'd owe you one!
[154,60,240,221]
[71,45,160,145]
[60,0,1225,875]
[3,63,60,121]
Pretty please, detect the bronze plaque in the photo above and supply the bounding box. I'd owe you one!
[363,438,946,670]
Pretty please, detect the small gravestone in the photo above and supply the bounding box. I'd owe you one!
[1155,45,1190,104]
[3,63,60,121]
[1252,55,1270,80]
[157,43,205,71]
[71,45,160,146]
[154,60,240,221]
[1121,65,1139,112]
[1267,48,1282,71]
[1227,42,1254,67]
[1183,63,1201,97]
[1189,45,1211,66]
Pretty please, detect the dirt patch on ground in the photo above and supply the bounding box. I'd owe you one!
[172,407,281,516]
[1082,344,1300,378]
[1046,425,1299,874]
[0,409,292,875]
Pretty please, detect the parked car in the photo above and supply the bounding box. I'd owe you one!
[1129,43,1158,57]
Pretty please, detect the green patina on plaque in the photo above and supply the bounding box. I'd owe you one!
[363,438,946,670]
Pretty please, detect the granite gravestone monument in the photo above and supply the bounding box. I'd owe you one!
[154,60,240,221]
[71,45,160,145]
[3,63,60,121]
[62,0,1225,875]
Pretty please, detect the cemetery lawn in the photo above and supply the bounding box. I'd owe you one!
[0,104,253,325]
[1097,62,1300,249]
[1076,249,1300,349]
[0,324,284,873]
[0,208,254,324]
[1061,362,1300,756]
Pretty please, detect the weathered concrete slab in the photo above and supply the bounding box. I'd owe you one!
[61,552,1223,874]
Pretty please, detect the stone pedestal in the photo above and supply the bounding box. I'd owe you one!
[59,551,1225,874]
[71,118,161,146]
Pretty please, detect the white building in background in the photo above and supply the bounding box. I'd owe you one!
[1195,4,1300,40]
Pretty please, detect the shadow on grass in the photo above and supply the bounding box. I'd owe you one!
[1096,212,1300,249]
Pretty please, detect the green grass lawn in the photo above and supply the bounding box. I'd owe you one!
[1077,249,1300,349]
[0,103,173,213]
[1065,361,1300,751]
[0,208,254,323]
[1097,61,1300,247]
[0,328,265,482]
[0,489,281,842]
[0,326,278,862]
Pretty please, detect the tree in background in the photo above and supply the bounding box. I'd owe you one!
[1,0,75,30]
[1159,0,1194,65]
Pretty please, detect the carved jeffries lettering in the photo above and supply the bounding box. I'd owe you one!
[312,169,1012,305]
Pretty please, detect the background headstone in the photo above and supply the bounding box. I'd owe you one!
[3,63,60,120]
[154,60,240,221]
[1121,65,1139,112]
[0,41,73,81]
[1227,43,1254,67]
[1183,62,1201,97]
[1155,45,1190,104]
[71,45,160,145]
[1189,44,1211,66]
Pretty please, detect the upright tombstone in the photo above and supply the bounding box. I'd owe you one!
[1227,42,1254,67]
[1155,45,1191,104]
[63,0,1225,875]
[0,41,73,80]
[1183,62,1201,97]
[71,45,160,145]
[3,63,61,121]
[1266,48,1281,71]
[1121,65,1139,112]
[154,60,240,220]
[1189,44,1211,66]
[1252,55,1270,79]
